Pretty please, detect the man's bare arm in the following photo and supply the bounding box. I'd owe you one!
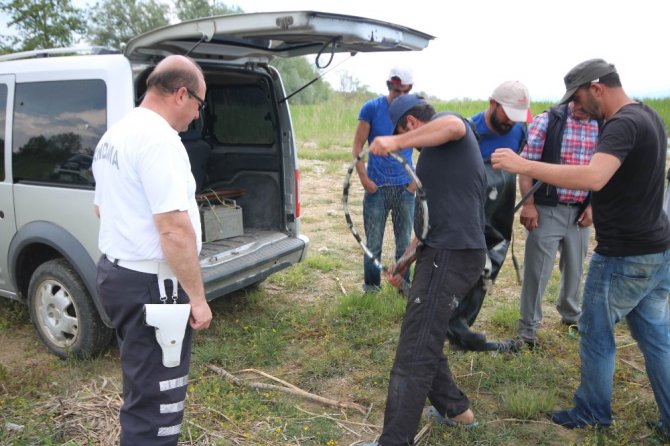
[518,174,539,231]
[369,115,466,156]
[492,149,620,192]
[154,211,212,330]
[352,120,377,193]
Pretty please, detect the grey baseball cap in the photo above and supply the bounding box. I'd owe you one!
[559,58,617,104]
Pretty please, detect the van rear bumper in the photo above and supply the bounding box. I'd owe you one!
[200,232,308,299]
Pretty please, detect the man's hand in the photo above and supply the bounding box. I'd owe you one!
[189,299,212,330]
[520,203,539,231]
[369,135,398,156]
[383,239,418,289]
[384,262,406,289]
[362,177,378,194]
[577,205,593,228]
[491,148,525,174]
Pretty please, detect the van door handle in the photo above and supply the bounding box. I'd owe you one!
[0,211,4,218]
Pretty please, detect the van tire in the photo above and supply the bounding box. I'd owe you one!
[28,258,112,359]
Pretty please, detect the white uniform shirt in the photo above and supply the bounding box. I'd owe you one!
[93,107,202,260]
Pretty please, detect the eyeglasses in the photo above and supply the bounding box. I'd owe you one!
[186,88,206,111]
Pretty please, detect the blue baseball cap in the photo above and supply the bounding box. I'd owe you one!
[389,94,427,133]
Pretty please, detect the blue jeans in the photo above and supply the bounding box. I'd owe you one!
[565,249,670,427]
[363,185,415,287]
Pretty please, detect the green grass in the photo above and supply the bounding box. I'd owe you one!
[489,303,520,333]
[500,384,558,419]
[2,95,670,445]
[303,254,342,273]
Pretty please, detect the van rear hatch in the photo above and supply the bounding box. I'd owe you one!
[125,10,434,63]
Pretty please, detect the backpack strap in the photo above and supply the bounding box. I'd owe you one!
[465,117,482,143]
[516,122,528,154]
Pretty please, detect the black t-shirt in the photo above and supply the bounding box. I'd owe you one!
[592,103,670,256]
[415,112,487,250]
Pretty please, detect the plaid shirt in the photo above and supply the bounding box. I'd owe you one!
[521,107,598,203]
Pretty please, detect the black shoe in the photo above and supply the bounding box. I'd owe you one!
[548,410,610,429]
[548,410,584,429]
[495,338,525,353]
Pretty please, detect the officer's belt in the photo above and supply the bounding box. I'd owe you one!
[106,255,170,276]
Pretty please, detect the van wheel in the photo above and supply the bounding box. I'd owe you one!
[28,258,112,359]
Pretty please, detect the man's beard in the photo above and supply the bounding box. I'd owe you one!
[490,105,513,135]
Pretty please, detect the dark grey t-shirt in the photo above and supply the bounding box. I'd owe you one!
[415,112,487,250]
[593,102,670,256]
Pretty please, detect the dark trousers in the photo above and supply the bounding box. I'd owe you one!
[378,247,486,446]
[97,257,193,446]
[446,239,510,351]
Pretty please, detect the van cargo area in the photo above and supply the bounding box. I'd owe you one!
[165,66,307,297]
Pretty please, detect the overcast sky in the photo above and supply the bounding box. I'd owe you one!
[229,0,670,102]
[3,0,668,102]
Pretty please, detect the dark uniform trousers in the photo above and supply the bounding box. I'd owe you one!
[97,256,193,446]
[378,247,486,446]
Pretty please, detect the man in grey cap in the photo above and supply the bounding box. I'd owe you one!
[492,59,670,439]
[359,94,486,446]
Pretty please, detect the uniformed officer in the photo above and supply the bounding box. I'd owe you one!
[93,55,212,446]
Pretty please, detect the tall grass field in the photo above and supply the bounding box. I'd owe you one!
[292,93,670,151]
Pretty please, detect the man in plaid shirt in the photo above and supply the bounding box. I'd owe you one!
[517,101,598,347]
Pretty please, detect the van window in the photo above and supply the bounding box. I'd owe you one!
[12,80,106,186]
[209,84,275,146]
[0,83,6,181]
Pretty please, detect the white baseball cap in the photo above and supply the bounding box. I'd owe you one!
[490,80,530,122]
[388,66,413,85]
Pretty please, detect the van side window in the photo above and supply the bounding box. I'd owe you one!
[12,80,106,187]
[0,83,6,181]
[209,84,275,146]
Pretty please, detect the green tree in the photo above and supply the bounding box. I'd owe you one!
[86,0,169,50]
[174,0,242,21]
[0,0,85,53]
[271,57,333,105]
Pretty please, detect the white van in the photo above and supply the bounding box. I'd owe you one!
[0,11,433,358]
